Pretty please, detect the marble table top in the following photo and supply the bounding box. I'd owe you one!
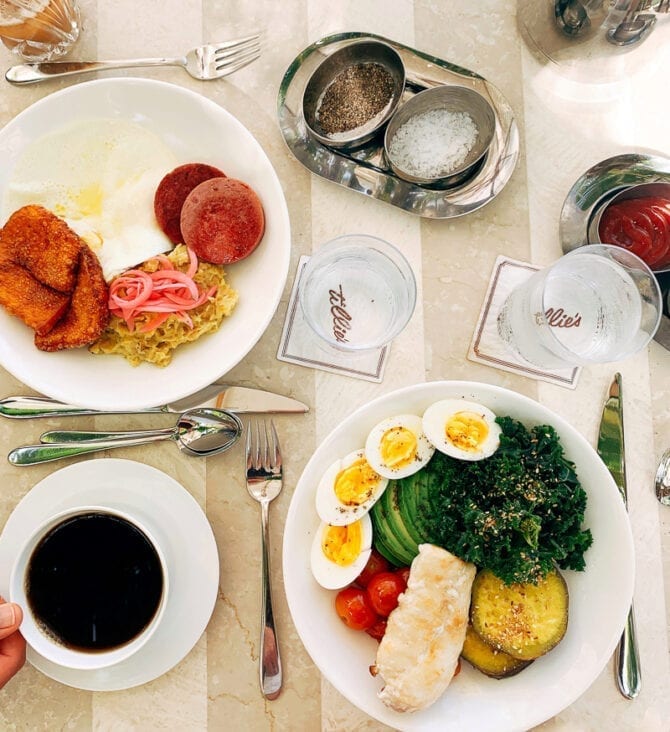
[0,1,668,730]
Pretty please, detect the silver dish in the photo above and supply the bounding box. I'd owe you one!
[559,152,670,350]
[277,32,520,219]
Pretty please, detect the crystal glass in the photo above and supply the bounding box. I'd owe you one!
[497,244,662,369]
[0,0,80,61]
[299,234,417,351]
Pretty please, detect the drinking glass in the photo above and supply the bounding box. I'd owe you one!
[497,244,662,369]
[299,234,417,351]
[0,0,80,61]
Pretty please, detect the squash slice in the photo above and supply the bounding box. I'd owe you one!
[470,569,568,661]
[461,624,532,678]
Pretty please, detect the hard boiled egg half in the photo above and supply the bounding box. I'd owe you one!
[316,450,388,526]
[422,399,501,461]
[364,414,434,480]
[310,514,373,590]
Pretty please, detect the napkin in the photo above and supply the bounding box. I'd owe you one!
[468,255,581,389]
[277,256,389,382]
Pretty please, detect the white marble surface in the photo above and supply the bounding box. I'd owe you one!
[0,1,668,730]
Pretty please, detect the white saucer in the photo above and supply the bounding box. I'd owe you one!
[0,459,219,691]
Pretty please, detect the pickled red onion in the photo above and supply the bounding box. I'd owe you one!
[108,247,217,332]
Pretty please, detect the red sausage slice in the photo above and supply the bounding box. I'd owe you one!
[180,177,265,265]
[154,163,226,244]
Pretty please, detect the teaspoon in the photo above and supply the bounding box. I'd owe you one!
[7,408,243,466]
[655,448,670,506]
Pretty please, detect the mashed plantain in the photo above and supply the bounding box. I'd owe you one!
[89,245,238,367]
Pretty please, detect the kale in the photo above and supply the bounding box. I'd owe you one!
[412,416,593,584]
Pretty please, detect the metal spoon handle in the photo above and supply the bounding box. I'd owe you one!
[8,431,174,465]
[616,602,641,699]
[40,428,174,443]
[259,499,282,700]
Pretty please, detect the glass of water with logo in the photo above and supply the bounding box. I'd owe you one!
[298,234,417,351]
[497,244,662,369]
[0,0,80,61]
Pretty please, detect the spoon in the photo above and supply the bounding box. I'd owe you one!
[655,448,670,505]
[7,408,243,466]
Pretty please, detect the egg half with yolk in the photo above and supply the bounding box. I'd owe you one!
[364,414,434,480]
[422,399,501,461]
[310,514,373,590]
[316,449,389,526]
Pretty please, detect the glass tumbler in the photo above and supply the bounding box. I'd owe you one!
[0,0,80,61]
[299,234,417,351]
[497,244,662,369]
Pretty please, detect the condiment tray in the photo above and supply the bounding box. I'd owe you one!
[559,152,670,351]
[277,32,520,219]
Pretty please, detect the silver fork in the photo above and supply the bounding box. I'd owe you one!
[245,419,283,700]
[5,34,261,85]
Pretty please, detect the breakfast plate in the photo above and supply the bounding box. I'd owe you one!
[0,77,291,411]
[283,380,634,731]
[0,458,219,691]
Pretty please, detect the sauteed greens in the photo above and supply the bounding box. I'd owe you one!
[373,417,593,585]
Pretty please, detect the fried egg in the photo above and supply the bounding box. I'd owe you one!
[315,449,389,526]
[422,399,501,461]
[3,118,178,281]
[310,514,373,590]
[364,414,435,480]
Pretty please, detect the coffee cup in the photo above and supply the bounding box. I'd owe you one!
[9,506,168,670]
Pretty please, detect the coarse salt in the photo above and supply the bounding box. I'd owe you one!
[388,108,479,179]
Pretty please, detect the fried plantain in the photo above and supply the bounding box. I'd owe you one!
[0,204,82,293]
[0,261,70,335]
[35,246,109,352]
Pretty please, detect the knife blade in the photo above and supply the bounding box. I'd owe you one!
[0,385,309,418]
[596,372,641,700]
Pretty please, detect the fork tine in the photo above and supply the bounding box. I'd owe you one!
[214,38,261,60]
[213,33,260,54]
[246,419,259,469]
[268,420,282,472]
[215,49,261,75]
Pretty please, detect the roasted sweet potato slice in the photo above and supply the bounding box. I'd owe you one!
[461,623,532,679]
[470,569,569,661]
[0,204,82,293]
[35,246,109,352]
[0,261,70,335]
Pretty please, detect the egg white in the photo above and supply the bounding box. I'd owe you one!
[364,414,435,480]
[310,514,373,590]
[422,399,501,461]
[315,450,389,526]
[3,118,178,281]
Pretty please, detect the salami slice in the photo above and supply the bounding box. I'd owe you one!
[154,163,226,244]
[180,177,265,265]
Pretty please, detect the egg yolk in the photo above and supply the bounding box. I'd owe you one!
[446,411,489,452]
[321,521,362,566]
[334,458,382,506]
[380,426,417,469]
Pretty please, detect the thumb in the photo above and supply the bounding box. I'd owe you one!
[0,602,22,640]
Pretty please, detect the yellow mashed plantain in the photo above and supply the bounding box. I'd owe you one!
[90,245,238,367]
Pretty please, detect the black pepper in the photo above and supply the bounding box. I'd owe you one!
[317,63,395,135]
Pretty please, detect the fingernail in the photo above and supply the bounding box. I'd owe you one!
[0,603,16,628]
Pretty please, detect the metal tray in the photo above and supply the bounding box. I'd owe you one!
[277,32,520,219]
[559,152,670,350]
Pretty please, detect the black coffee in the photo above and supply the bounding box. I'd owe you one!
[26,512,164,652]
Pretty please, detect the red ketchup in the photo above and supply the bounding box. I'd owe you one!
[598,195,670,270]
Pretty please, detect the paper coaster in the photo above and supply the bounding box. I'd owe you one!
[468,255,581,389]
[276,256,389,382]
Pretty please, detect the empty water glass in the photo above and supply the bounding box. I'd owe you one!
[299,234,417,351]
[497,244,662,369]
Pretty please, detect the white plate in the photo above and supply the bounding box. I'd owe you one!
[283,381,635,732]
[0,458,219,691]
[0,78,291,411]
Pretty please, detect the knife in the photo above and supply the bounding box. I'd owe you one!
[0,385,309,418]
[596,372,641,700]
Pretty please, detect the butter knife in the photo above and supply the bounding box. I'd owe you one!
[596,372,641,699]
[0,385,308,418]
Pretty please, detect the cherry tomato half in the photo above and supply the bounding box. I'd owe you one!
[335,587,378,631]
[366,571,407,617]
[355,549,390,588]
[365,617,388,642]
[395,567,411,588]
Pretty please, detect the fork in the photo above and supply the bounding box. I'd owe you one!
[5,34,261,85]
[245,419,283,700]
